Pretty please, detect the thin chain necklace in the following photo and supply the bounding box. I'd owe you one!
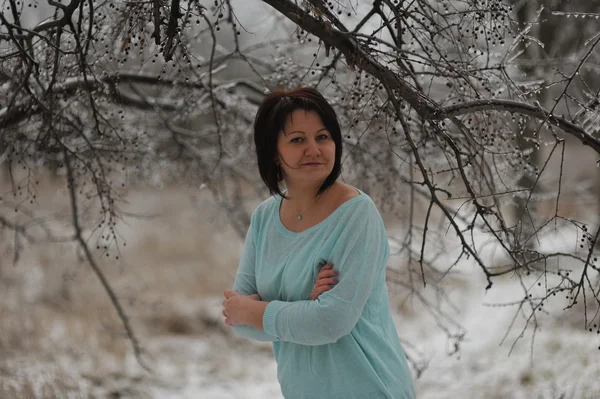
[295,194,323,221]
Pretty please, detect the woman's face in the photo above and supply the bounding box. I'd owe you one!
[277,109,336,186]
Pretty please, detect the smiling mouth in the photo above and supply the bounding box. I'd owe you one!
[302,163,324,165]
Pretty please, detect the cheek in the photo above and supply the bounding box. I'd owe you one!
[278,148,300,166]
[326,142,336,157]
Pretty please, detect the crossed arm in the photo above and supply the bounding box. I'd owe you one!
[222,202,389,345]
[222,265,339,341]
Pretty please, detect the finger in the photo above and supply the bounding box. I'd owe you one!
[317,269,339,279]
[224,290,238,298]
[310,286,327,300]
[316,272,334,282]
[313,285,332,299]
[249,294,261,300]
[222,309,227,317]
[316,264,330,275]
[315,277,338,288]
[318,285,333,294]
[310,287,321,300]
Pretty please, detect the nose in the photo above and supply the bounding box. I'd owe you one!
[305,138,321,156]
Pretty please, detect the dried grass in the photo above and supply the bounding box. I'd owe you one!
[0,177,249,397]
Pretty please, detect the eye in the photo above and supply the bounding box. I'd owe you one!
[290,137,302,143]
[317,134,329,140]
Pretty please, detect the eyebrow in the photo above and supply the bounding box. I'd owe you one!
[286,128,328,135]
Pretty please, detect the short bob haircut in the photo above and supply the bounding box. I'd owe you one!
[253,87,343,198]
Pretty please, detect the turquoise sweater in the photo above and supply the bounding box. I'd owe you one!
[231,189,416,399]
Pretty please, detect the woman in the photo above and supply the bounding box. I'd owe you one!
[222,87,416,399]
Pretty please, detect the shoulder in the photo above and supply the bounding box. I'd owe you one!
[330,184,383,228]
[334,183,379,212]
[249,194,279,228]
[247,194,281,240]
[329,188,390,255]
[254,194,278,214]
[331,182,361,209]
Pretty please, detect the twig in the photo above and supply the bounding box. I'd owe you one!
[62,146,151,372]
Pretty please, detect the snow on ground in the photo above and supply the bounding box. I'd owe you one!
[2,184,600,398]
[136,220,600,399]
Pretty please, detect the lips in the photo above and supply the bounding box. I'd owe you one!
[302,162,324,165]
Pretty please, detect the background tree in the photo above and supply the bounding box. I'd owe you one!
[1,0,600,369]
[511,0,600,252]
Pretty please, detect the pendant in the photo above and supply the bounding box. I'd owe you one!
[297,215,302,221]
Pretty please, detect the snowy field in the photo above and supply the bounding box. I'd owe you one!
[1,182,600,399]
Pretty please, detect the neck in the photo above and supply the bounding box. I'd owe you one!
[284,180,329,211]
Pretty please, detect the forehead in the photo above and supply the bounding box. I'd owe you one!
[283,109,325,132]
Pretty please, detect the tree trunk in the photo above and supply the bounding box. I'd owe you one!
[0,136,8,183]
[513,1,544,248]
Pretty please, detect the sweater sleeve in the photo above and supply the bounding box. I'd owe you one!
[230,211,279,342]
[262,200,389,346]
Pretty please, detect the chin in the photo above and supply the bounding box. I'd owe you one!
[306,171,332,181]
[289,172,329,183]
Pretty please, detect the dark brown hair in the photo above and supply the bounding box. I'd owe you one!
[253,87,343,198]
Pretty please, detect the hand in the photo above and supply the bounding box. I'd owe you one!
[222,290,261,326]
[310,264,339,300]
